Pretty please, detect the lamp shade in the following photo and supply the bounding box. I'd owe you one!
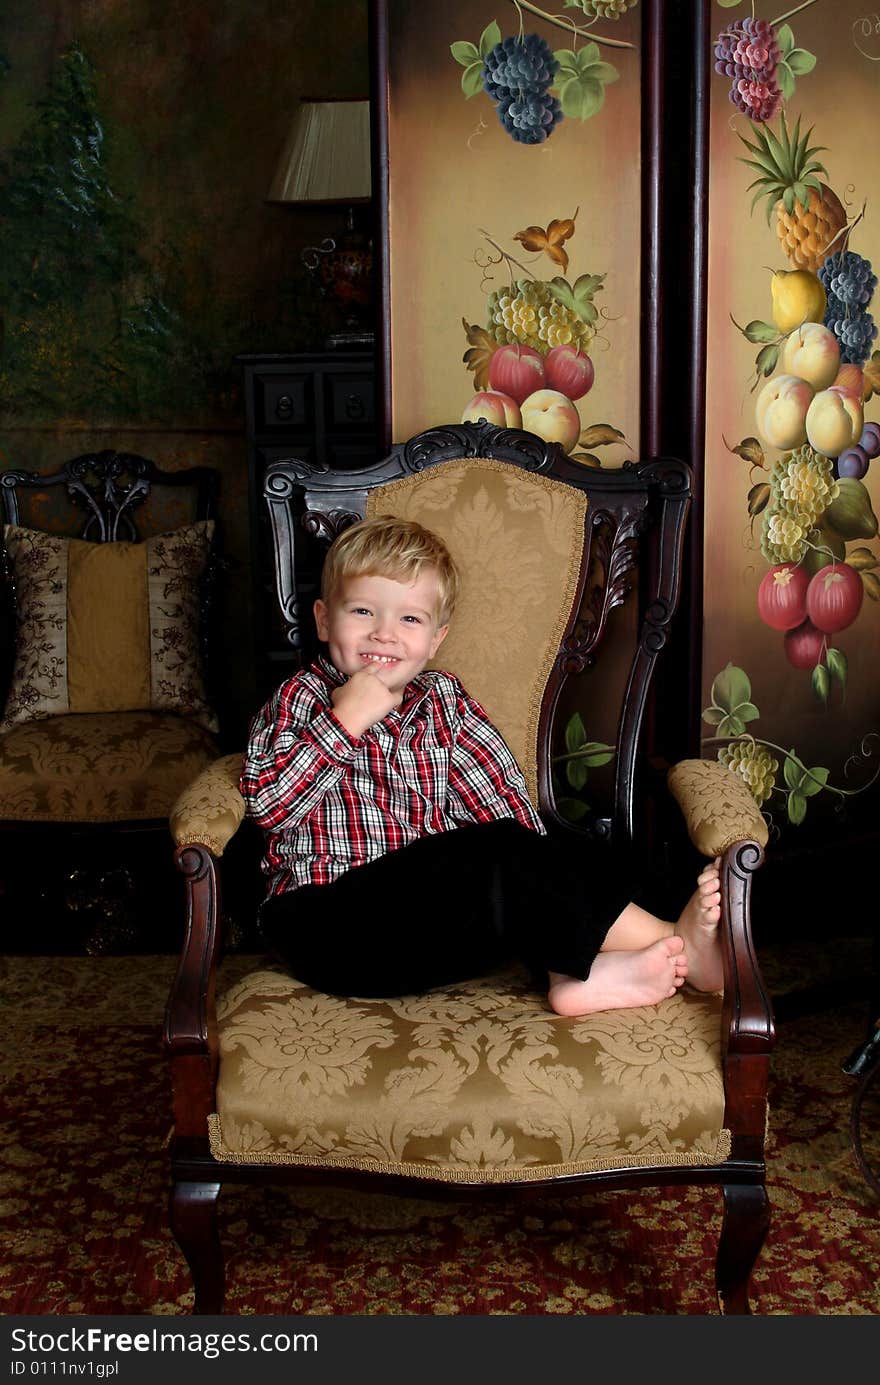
[267,99,371,204]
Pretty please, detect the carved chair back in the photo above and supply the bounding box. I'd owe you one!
[262,421,691,848]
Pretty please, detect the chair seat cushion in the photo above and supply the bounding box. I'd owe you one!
[209,965,731,1182]
[0,711,219,822]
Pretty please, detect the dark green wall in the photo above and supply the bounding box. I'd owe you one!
[0,0,370,736]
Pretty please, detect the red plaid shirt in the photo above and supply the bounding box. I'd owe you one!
[241,655,545,896]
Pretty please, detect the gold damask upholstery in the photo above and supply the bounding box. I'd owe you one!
[668,759,769,856]
[366,458,586,802]
[209,967,729,1177]
[170,753,246,855]
[0,712,219,822]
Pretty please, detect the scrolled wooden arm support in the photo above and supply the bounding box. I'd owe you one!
[163,842,224,1138]
[667,758,775,1156]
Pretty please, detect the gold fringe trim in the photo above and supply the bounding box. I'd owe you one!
[172,830,229,856]
[207,1114,732,1180]
[366,458,587,806]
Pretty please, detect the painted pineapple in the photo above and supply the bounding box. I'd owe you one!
[739,112,847,273]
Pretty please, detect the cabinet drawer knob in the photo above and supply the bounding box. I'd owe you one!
[275,395,294,420]
[344,392,366,421]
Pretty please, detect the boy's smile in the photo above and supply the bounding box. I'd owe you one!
[314,570,448,695]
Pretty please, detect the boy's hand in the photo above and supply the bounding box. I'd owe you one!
[330,664,402,738]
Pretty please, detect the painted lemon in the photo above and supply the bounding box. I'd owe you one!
[770,269,827,334]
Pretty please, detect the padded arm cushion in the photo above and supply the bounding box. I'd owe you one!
[169,752,246,855]
[667,758,768,857]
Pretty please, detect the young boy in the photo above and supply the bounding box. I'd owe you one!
[241,515,722,1016]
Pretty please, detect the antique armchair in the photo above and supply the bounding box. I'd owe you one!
[0,450,222,951]
[165,420,774,1314]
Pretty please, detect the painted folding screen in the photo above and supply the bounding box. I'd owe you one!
[702,0,880,838]
[373,0,643,466]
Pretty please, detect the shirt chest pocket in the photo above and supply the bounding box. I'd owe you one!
[370,722,452,807]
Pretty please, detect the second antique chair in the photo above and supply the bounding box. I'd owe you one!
[165,420,774,1314]
[0,450,222,950]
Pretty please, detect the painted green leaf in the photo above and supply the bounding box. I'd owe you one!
[788,790,807,825]
[778,62,796,103]
[451,41,481,67]
[737,702,761,723]
[478,21,502,58]
[711,664,752,714]
[755,343,780,379]
[461,62,484,98]
[776,23,796,56]
[548,274,605,324]
[565,712,586,753]
[557,75,605,121]
[846,547,879,571]
[587,62,620,85]
[787,49,817,76]
[783,754,804,791]
[579,745,615,768]
[800,766,830,798]
[744,320,779,344]
[553,48,580,77]
[826,647,847,687]
[558,796,589,822]
[566,759,589,790]
[812,662,831,704]
[578,42,601,69]
[717,714,746,738]
[725,435,766,466]
[717,0,742,6]
[702,706,725,726]
[748,482,771,516]
[864,571,880,601]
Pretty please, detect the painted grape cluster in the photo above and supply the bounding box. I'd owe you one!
[481,34,563,145]
[819,250,878,368]
[714,17,783,123]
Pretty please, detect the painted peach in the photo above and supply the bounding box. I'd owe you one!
[461,390,522,429]
[520,389,581,453]
[805,386,864,458]
[755,374,814,450]
[779,322,840,391]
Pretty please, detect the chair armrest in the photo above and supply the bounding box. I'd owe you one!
[667,760,774,1145]
[169,752,246,855]
[165,751,245,1140]
[667,758,768,857]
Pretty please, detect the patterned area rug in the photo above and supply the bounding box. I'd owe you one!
[1,944,877,1316]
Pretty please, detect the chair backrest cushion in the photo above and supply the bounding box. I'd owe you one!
[365,458,587,801]
[1,520,218,734]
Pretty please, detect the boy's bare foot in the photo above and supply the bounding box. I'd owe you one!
[674,858,723,992]
[547,936,688,1018]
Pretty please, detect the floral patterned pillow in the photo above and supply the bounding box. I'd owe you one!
[1,520,218,734]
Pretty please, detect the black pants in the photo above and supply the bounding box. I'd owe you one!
[259,820,646,998]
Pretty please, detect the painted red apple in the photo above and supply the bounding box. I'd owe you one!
[784,619,826,670]
[806,562,863,633]
[461,390,522,428]
[543,344,595,401]
[488,343,546,405]
[757,563,809,631]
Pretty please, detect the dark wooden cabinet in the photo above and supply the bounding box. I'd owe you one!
[237,351,377,694]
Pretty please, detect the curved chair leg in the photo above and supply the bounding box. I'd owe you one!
[170,1180,225,1314]
[715,1183,770,1314]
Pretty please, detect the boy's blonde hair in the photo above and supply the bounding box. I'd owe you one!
[321,515,460,626]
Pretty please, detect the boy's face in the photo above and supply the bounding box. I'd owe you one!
[314,569,449,695]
